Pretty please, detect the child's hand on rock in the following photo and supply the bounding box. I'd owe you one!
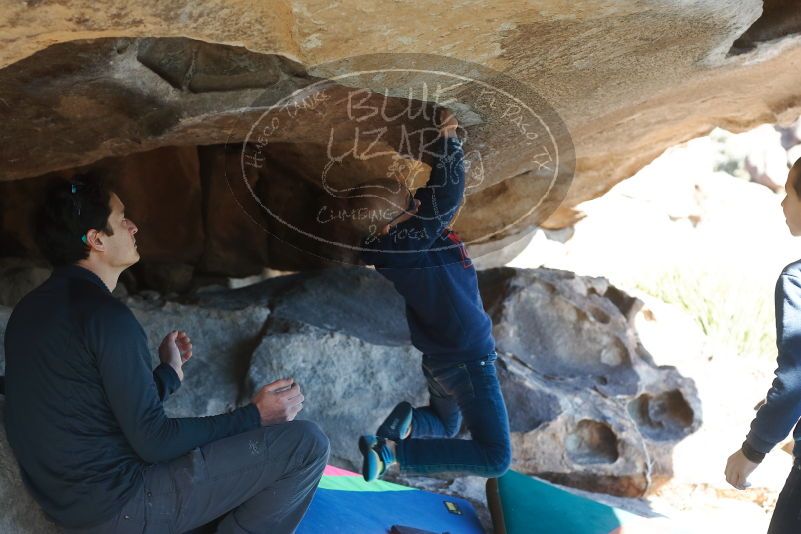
[435,107,459,137]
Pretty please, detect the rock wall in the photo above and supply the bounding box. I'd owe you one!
[1,2,801,273]
[0,260,700,531]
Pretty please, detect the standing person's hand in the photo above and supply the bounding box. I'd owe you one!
[251,378,305,426]
[159,330,193,382]
[725,448,759,490]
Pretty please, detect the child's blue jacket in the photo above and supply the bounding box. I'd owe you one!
[360,135,495,362]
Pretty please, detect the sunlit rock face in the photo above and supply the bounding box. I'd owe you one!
[0,35,572,274]
[479,268,700,496]
[2,2,801,274]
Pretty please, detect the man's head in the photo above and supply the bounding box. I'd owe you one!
[36,173,139,269]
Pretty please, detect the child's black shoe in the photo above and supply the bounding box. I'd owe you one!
[359,434,396,482]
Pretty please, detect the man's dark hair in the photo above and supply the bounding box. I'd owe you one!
[35,172,115,267]
[792,158,801,198]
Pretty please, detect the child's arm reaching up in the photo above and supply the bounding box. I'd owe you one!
[365,108,466,255]
[410,128,464,233]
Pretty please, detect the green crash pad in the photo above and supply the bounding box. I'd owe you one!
[487,470,687,534]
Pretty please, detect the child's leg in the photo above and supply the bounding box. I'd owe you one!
[395,352,512,478]
[411,393,462,438]
[377,361,463,440]
[408,361,463,438]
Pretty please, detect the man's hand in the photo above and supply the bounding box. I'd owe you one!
[251,378,305,426]
[434,107,459,138]
[158,330,193,382]
[725,448,759,490]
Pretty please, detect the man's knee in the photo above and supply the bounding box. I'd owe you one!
[287,420,330,465]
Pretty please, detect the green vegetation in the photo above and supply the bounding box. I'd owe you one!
[632,264,776,360]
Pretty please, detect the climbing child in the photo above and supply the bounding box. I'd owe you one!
[356,107,512,482]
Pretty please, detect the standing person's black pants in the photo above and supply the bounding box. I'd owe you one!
[769,459,801,533]
[64,420,329,534]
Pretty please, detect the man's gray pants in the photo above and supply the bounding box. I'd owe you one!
[64,420,330,534]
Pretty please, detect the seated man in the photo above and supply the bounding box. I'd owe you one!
[2,175,329,533]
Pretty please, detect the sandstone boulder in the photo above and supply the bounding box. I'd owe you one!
[268,266,410,347]
[124,295,270,417]
[0,264,701,533]
[243,266,700,496]
[479,267,701,495]
[247,319,428,468]
[3,3,801,272]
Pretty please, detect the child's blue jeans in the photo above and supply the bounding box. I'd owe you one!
[396,351,512,478]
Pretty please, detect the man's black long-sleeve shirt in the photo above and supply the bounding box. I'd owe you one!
[2,264,260,528]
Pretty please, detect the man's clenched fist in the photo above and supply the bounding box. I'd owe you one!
[252,378,305,426]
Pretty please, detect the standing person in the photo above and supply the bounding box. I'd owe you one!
[3,175,329,533]
[726,158,801,533]
[354,107,512,481]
